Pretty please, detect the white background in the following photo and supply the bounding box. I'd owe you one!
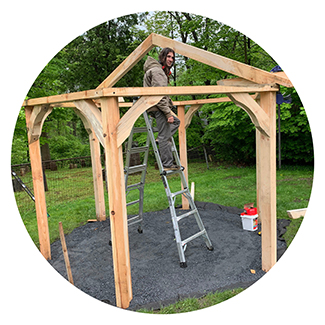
[1,1,324,324]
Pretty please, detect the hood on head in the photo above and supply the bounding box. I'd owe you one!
[144,56,161,72]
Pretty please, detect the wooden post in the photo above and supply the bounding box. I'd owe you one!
[178,105,189,209]
[59,222,74,285]
[25,107,51,260]
[89,131,106,221]
[256,92,277,272]
[101,97,132,309]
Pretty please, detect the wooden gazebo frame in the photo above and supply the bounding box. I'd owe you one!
[22,33,293,309]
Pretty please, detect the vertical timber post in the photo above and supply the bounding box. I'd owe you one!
[256,92,277,272]
[25,106,51,260]
[101,97,132,309]
[89,131,106,221]
[178,105,189,209]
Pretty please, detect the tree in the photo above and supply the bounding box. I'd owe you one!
[143,11,313,165]
[58,13,146,92]
[12,11,313,165]
[12,13,149,163]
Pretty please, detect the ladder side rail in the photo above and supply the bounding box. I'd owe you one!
[137,131,151,224]
[140,130,151,185]
[170,137,214,250]
[124,127,136,188]
[142,111,164,172]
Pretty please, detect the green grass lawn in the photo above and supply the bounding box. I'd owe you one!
[13,162,313,312]
[15,162,313,248]
[137,288,244,314]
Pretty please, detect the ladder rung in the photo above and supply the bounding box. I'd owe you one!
[171,188,188,198]
[176,209,197,222]
[133,127,159,133]
[129,146,149,154]
[182,230,206,246]
[127,215,142,226]
[126,182,143,190]
[126,199,140,206]
[133,127,147,133]
[126,164,147,174]
[163,169,182,176]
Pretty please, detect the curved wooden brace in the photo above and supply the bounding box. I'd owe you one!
[73,107,106,223]
[72,108,93,135]
[184,104,203,129]
[227,93,270,138]
[116,95,164,147]
[28,104,53,144]
[73,99,104,147]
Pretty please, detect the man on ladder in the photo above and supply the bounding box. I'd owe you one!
[123,48,214,267]
[143,47,181,171]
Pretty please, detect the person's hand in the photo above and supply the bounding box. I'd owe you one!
[167,116,174,123]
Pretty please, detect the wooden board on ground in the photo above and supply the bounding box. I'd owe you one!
[287,208,307,219]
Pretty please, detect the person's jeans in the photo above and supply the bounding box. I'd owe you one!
[153,110,180,167]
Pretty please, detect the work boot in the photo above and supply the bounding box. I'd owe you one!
[163,164,180,171]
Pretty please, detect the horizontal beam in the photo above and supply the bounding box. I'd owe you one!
[117,96,233,107]
[23,89,104,107]
[103,84,278,97]
[22,84,278,107]
[44,96,233,108]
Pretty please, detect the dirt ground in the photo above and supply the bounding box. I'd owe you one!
[48,202,288,310]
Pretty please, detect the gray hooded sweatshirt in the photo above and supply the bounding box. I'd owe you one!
[143,56,173,118]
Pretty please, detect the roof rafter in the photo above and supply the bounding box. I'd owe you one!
[96,33,292,91]
[151,33,292,88]
[97,34,155,89]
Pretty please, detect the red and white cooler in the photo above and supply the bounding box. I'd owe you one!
[240,207,258,231]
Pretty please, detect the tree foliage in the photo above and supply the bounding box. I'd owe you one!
[12,11,313,166]
[145,11,313,165]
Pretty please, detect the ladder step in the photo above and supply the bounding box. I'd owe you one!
[126,182,143,191]
[182,230,207,246]
[126,199,140,206]
[133,127,159,133]
[171,188,188,198]
[127,215,142,226]
[162,169,183,176]
[126,164,147,174]
[176,209,197,222]
[129,145,149,154]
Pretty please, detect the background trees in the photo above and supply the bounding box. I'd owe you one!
[11,11,313,166]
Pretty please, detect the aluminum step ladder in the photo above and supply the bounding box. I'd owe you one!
[124,110,213,267]
[124,121,153,234]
